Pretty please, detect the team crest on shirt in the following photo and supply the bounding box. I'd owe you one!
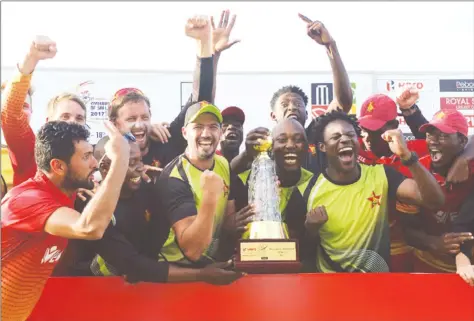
[151,159,162,168]
[308,144,317,155]
[433,210,459,224]
[223,180,229,197]
[41,246,63,264]
[367,191,381,208]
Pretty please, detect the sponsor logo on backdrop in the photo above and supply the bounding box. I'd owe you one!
[181,82,193,109]
[440,97,474,111]
[385,80,426,92]
[439,79,474,92]
[76,81,109,144]
[311,83,333,117]
[76,81,109,121]
[310,82,357,118]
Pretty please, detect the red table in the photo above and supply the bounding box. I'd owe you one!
[28,273,474,321]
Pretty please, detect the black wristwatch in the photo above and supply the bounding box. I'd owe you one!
[398,104,419,117]
[401,152,419,167]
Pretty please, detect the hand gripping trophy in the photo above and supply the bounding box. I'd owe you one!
[234,137,301,273]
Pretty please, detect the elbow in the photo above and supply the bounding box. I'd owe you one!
[77,227,105,240]
[182,248,205,262]
[423,194,445,210]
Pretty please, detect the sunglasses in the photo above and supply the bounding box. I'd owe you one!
[111,88,145,103]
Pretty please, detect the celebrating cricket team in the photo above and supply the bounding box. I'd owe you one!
[1,10,473,321]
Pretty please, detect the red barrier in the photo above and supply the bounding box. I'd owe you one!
[28,274,474,321]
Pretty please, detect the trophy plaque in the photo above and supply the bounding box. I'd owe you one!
[234,138,302,274]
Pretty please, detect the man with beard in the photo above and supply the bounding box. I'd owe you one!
[231,119,316,267]
[304,111,444,273]
[56,137,243,285]
[104,15,236,181]
[1,121,130,321]
[396,111,474,277]
[1,36,89,188]
[217,106,245,163]
[231,16,353,175]
[157,102,237,265]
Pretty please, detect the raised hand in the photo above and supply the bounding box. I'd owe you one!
[20,35,57,74]
[141,164,162,184]
[185,15,211,42]
[298,14,334,46]
[211,10,240,54]
[397,88,420,109]
[103,120,131,165]
[245,127,270,160]
[382,129,411,160]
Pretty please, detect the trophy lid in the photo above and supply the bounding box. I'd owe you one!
[253,137,272,153]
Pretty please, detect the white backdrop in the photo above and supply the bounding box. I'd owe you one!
[1,67,473,145]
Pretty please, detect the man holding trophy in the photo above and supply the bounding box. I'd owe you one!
[233,119,316,273]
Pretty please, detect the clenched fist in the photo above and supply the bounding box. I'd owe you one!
[397,88,420,110]
[382,129,411,160]
[20,35,57,75]
[200,170,224,198]
[305,206,328,235]
[185,16,211,42]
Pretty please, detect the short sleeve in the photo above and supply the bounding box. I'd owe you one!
[156,176,197,226]
[383,165,407,201]
[3,190,65,232]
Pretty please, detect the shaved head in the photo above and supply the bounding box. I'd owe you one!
[272,118,307,140]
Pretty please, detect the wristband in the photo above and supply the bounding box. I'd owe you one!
[401,152,419,167]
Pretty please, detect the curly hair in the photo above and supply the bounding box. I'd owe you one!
[35,121,90,172]
[312,109,361,143]
[270,85,309,111]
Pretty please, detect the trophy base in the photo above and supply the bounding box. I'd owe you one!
[234,238,302,274]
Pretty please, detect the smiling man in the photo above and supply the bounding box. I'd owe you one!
[304,110,444,272]
[231,119,316,267]
[398,110,474,274]
[1,121,130,321]
[217,106,245,163]
[156,102,236,266]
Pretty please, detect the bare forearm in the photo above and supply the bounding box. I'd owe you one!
[179,199,217,260]
[456,252,472,267]
[407,160,445,209]
[326,41,352,113]
[404,227,437,251]
[167,265,203,283]
[73,161,128,238]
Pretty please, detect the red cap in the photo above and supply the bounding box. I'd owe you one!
[221,106,245,124]
[419,110,468,137]
[358,94,398,131]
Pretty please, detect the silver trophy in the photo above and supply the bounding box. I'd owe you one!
[247,138,288,239]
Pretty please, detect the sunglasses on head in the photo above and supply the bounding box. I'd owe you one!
[111,88,145,103]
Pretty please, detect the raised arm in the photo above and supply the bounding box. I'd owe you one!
[1,36,57,186]
[396,88,429,139]
[44,122,130,240]
[383,129,445,209]
[210,10,240,103]
[298,14,352,113]
[159,170,223,261]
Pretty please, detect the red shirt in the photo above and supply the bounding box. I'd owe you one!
[411,157,474,271]
[1,172,74,321]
